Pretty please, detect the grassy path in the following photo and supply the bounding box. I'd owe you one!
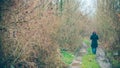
[62,38,111,68]
[69,38,100,68]
[82,39,112,68]
[81,39,100,68]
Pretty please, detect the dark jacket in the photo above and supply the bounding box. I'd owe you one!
[90,33,99,48]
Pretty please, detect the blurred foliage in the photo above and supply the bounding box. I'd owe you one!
[97,0,120,67]
[61,50,74,64]
[0,0,84,68]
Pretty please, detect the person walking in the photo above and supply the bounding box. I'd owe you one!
[90,31,99,54]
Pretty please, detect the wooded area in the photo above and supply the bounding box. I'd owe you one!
[0,0,120,68]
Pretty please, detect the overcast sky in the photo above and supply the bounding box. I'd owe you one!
[79,0,97,17]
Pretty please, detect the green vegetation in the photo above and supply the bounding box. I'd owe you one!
[112,59,120,68]
[61,50,75,64]
[82,39,100,68]
[82,54,100,68]
[83,38,92,54]
[83,38,91,46]
[87,47,93,54]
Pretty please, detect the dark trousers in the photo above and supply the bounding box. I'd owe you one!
[92,47,97,54]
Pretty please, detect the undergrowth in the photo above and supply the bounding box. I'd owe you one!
[61,50,74,64]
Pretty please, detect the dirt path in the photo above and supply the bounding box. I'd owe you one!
[69,42,88,68]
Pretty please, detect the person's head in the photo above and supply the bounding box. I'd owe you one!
[92,31,96,35]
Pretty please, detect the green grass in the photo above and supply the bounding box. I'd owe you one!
[87,47,92,54]
[83,38,92,54]
[61,50,74,64]
[82,54,100,68]
[82,38,100,68]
